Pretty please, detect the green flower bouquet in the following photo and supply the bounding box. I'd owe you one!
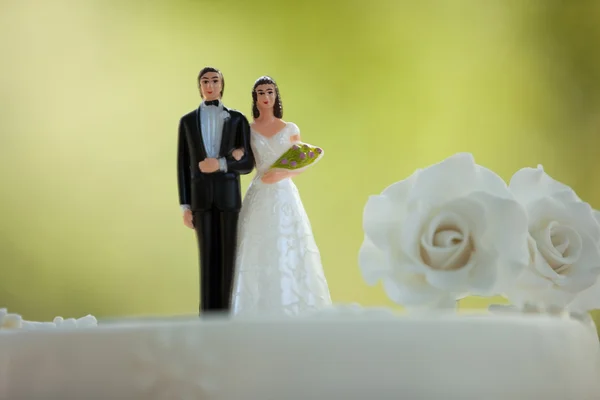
[269,142,324,171]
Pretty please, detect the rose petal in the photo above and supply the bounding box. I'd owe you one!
[520,261,556,290]
[559,200,600,243]
[526,196,570,232]
[441,196,487,241]
[527,236,566,282]
[509,165,580,205]
[473,165,513,200]
[468,192,529,243]
[551,189,583,204]
[406,153,479,204]
[358,237,391,285]
[398,205,431,274]
[493,236,535,295]
[569,276,600,312]
[528,245,568,285]
[381,273,446,306]
[381,171,418,204]
[362,195,402,252]
[558,232,600,293]
[532,222,581,278]
[467,191,530,291]
[424,259,474,292]
[420,210,472,271]
[467,250,500,294]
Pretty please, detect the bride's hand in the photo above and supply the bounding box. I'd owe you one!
[261,170,288,184]
[231,148,244,161]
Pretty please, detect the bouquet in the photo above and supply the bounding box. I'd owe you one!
[269,142,324,171]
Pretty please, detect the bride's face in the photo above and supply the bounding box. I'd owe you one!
[255,84,276,112]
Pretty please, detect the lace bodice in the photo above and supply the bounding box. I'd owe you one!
[250,122,299,175]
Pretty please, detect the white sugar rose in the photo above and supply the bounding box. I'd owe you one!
[359,153,530,309]
[569,209,600,312]
[504,166,600,308]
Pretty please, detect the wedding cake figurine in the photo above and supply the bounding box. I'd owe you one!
[230,75,332,316]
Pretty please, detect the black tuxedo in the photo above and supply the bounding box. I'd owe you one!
[177,104,254,314]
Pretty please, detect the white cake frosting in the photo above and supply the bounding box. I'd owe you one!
[3,153,600,398]
[0,308,97,330]
[0,310,599,399]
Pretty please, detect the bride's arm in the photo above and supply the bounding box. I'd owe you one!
[261,169,301,184]
[261,134,304,184]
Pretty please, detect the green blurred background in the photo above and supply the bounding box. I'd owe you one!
[1,0,599,328]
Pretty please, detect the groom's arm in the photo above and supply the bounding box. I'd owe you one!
[177,117,192,211]
[225,115,254,175]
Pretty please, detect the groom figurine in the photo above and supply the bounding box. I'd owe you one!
[177,66,254,315]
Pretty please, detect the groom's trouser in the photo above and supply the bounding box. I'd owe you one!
[193,207,239,315]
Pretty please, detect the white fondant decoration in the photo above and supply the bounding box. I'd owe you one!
[359,153,530,309]
[0,308,98,330]
[504,165,600,309]
[0,315,598,399]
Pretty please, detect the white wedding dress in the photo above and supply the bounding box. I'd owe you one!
[231,121,332,316]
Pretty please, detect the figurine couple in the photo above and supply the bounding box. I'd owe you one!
[177,66,332,316]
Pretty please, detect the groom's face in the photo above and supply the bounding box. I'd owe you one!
[199,72,222,101]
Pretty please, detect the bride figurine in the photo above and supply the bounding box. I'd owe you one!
[230,76,332,316]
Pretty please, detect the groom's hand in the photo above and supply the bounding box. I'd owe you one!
[183,209,194,229]
[199,158,219,173]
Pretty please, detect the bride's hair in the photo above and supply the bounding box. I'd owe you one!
[252,76,283,119]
